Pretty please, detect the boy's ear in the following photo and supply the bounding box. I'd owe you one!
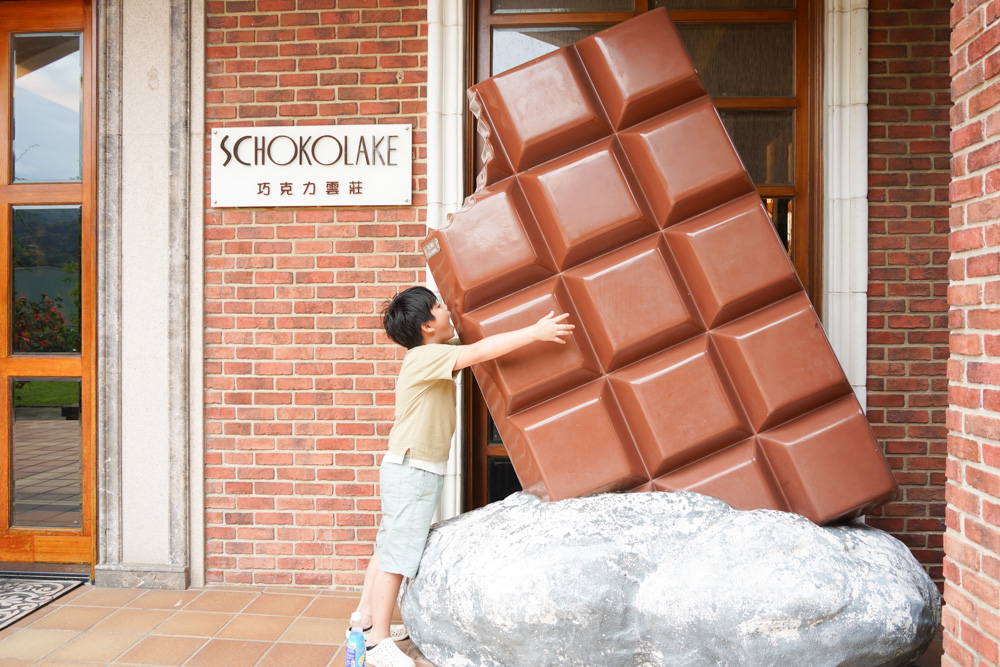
[420,319,435,334]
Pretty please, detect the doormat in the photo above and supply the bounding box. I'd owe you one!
[0,577,83,630]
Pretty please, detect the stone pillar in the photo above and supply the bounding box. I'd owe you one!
[95,0,205,590]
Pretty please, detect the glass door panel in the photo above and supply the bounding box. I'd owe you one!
[494,0,632,13]
[674,23,795,98]
[763,196,793,253]
[11,206,82,354]
[485,415,521,503]
[12,379,82,529]
[492,26,608,75]
[653,0,793,8]
[12,33,82,184]
[719,110,794,186]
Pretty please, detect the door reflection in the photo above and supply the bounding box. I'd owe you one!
[12,32,83,183]
[11,206,82,354]
[11,379,82,529]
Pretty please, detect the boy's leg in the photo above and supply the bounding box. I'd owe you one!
[367,568,404,645]
[353,553,380,627]
[367,456,443,647]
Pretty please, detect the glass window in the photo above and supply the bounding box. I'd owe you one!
[492,26,609,74]
[652,0,793,9]
[675,23,794,98]
[11,378,82,529]
[494,0,632,13]
[763,196,793,253]
[11,206,82,354]
[487,456,522,503]
[719,109,794,186]
[11,32,83,183]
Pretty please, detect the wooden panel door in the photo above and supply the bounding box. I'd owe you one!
[0,0,95,565]
[464,0,820,510]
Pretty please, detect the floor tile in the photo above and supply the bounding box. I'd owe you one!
[113,635,206,665]
[125,590,201,611]
[10,603,57,628]
[64,587,144,608]
[29,605,116,631]
[257,642,338,667]
[49,586,90,605]
[47,632,140,662]
[242,593,313,616]
[302,596,357,619]
[183,591,257,614]
[0,660,34,667]
[216,614,293,641]
[279,617,347,644]
[150,611,231,637]
[209,585,266,593]
[0,629,79,660]
[185,639,271,667]
[262,586,318,596]
[91,609,173,635]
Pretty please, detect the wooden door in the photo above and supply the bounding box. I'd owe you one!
[464,0,820,510]
[0,0,95,565]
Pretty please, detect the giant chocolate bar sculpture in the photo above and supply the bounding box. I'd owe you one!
[421,8,897,524]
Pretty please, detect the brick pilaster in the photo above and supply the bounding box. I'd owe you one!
[866,0,952,585]
[204,0,428,587]
[946,0,1000,664]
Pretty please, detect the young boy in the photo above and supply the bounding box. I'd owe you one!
[354,286,573,666]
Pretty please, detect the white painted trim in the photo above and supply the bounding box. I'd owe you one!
[823,0,869,410]
[427,0,467,522]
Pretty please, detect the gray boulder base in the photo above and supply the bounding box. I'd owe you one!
[400,491,940,667]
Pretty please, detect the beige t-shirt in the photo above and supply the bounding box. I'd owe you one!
[387,342,464,463]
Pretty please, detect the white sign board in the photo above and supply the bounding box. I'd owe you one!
[210,124,412,207]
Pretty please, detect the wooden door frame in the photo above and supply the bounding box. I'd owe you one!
[461,0,822,512]
[0,0,96,566]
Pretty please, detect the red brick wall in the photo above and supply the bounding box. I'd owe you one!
[946,1,1000,665]
[204,0,427,587]
[866,0,951,585]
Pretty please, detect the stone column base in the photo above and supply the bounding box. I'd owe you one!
[94,563,189,590]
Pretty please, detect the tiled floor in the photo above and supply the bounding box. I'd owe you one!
[0,583,946,666]
[0,582,947,667]
[0,585,432,666]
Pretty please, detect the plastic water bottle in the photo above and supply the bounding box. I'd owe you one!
[346,612,367,667]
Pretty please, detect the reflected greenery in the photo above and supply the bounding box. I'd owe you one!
[13,379,81,407]
[13,293,80,353]
[11,207,82,354]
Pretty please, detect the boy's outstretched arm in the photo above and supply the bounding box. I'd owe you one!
[453,311,574,371]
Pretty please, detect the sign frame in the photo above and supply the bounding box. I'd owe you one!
[210,124,413,208]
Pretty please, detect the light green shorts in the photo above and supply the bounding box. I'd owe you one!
[375,455,444,578]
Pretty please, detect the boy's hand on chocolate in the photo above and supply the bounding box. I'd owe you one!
[533,311,575,344]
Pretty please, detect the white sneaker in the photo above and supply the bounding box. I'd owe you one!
[366,638,415,667]
[344,623,409,642]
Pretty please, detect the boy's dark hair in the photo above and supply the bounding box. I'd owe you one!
[382,286,437,349]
